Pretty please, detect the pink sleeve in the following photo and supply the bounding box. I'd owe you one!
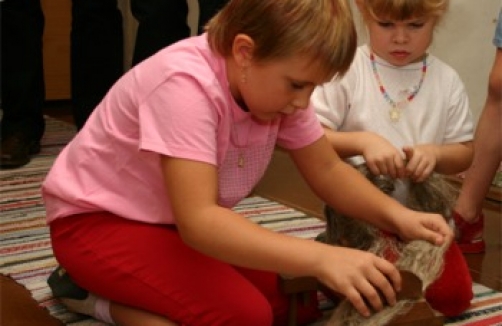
[138,73,220,165]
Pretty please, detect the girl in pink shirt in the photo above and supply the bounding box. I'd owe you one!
[43,0,454,325]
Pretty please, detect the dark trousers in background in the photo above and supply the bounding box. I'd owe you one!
[1,0,46,141]
[197,0,228,34]
[71,0,191,129]
[1,0,228,133]
[70,0,125,130]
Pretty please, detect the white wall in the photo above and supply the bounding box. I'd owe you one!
[433,1,499,122]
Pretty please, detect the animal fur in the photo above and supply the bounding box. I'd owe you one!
[322,164,458,326]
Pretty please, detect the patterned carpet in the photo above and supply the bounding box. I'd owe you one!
[1,117,501,325]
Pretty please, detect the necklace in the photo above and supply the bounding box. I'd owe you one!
[370,51,427,122]
[229,107,248,168]
[237,145,245,168]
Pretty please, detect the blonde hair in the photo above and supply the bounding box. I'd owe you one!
[357,0,449,23]
[206,0,357,80]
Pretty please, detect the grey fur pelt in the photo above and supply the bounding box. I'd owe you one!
[322,164,457,326]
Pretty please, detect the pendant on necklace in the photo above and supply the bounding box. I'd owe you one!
[389,101,407,122]
[389,107,401,122]
[238,153,245,168]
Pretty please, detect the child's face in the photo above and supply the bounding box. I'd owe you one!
[238,54,327,122]
[367,15,436,66]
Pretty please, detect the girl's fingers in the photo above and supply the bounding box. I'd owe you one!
[374,260,400,304]
[369,165,381,177]
[345,287,371,317]
[359,280,385,312]
[345,261,400,316]
[386,158,397,179]
[394,156,406,178]
[422,220,450,245]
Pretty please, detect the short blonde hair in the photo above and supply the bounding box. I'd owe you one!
[357,0,449,23]
[206,0,357,80]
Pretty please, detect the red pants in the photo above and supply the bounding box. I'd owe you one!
[50,212,321,326]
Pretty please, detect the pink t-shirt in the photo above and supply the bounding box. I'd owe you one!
[42,34,323,224]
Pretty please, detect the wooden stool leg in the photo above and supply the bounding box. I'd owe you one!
[280,275,319,326]
[288,294,298,326]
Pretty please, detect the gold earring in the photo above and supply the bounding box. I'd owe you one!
[241,67,247,84]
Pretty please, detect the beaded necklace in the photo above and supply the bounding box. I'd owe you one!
[229,106,249,168]
[370,51,427,122]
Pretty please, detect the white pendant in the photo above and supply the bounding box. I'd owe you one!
[238,153,245,168]
[389,107,401,122]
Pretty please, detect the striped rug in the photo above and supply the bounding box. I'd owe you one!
[1,117,501,325]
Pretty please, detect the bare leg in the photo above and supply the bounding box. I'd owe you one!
[455,47,502,221]
[110,301,178,326]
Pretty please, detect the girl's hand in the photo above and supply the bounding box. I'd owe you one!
[317,246,401,317]
[402,145,438,182]
[393,209,453,246]
[363,134,406,179]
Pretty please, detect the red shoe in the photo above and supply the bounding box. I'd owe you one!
[452,211,486,254]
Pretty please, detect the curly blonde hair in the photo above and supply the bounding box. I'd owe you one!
[357,0,449,23]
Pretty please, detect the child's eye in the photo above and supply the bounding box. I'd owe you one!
[290,82,305,90]
[409,22,425,29]
[377,21,394,28]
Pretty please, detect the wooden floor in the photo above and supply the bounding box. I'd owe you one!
[1,101,501,325]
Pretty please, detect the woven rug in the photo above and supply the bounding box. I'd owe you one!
[1,117,501,325]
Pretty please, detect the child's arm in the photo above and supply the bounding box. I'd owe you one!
[403,141,473,182]
[324,126,406,179]
[161,155,400,317]
[290,135,453,245]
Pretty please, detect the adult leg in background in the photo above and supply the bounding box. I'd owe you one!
[130,0,190,65]
[0,0,45,168]
[197,0,229,34]
[70,0,124,130]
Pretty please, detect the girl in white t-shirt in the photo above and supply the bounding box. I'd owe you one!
[312,0,473,318]
[43,0,454,325]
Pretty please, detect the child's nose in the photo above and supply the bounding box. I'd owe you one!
[291,96,310,111]
[291,90,313,110]
[393,28,409,43]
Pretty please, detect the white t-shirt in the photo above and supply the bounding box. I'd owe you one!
[312,44,473,202]
[42,34,323,224]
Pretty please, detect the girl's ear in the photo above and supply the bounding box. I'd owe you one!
[231,34,255,67]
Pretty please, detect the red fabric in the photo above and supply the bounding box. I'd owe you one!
[50,212,321,326]
[452,211,486,254]
[425,242,473,317]
[379,231,473,317]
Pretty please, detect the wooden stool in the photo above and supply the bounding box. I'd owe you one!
[279,275,321,326]
[279,271,444,326]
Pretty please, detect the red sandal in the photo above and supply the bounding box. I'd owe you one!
[452,211,486,254]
